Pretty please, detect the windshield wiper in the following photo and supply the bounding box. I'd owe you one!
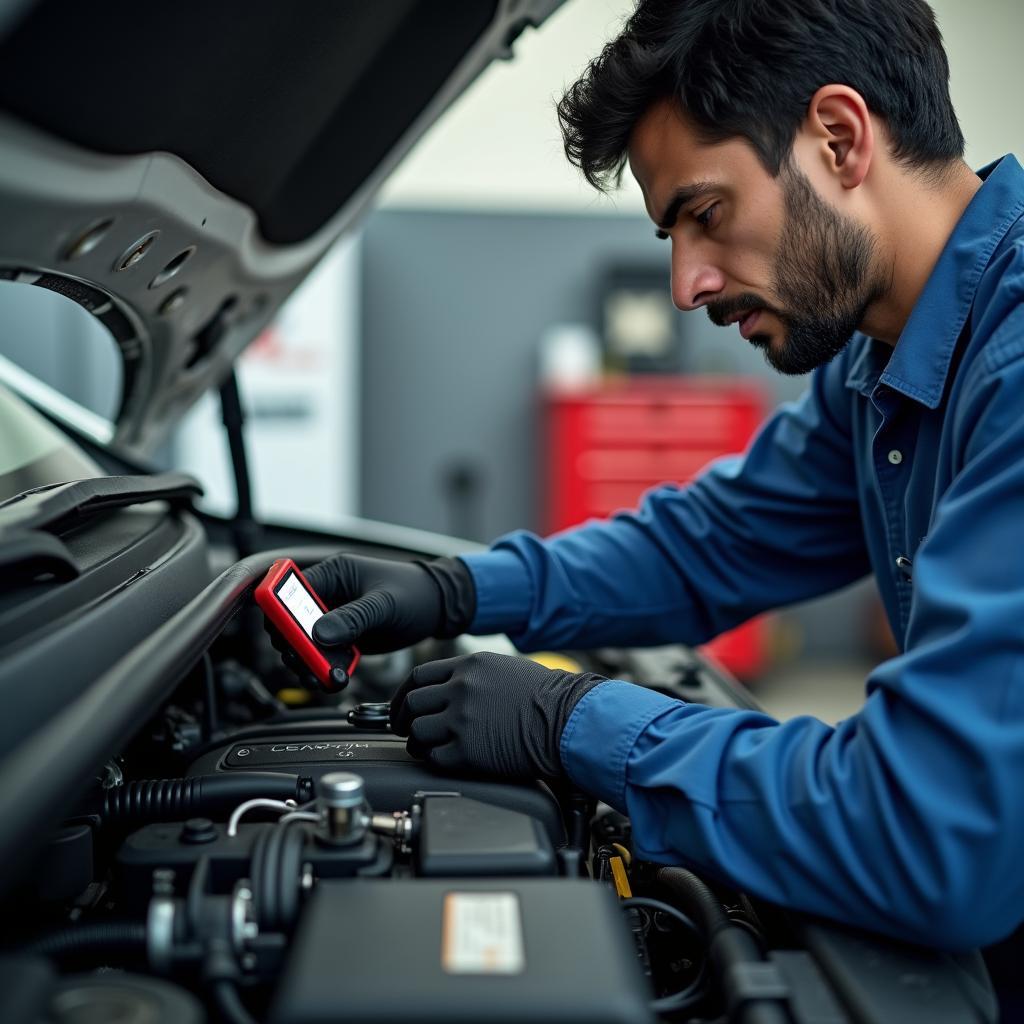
[0,472,202,535]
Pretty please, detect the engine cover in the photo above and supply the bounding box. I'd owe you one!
[269,879,654,1024]
[187,731,567,847]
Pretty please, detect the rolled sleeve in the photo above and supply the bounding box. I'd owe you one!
[460,549,532,635]
[559,680,683,809]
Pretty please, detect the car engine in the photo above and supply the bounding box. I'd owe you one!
[0,494,998,1024]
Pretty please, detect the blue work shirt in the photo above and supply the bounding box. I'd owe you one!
[461,155,1024,949]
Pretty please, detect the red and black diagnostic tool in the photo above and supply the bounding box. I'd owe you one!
[255,558,360,692]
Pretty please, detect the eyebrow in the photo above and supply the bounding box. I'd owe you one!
[655,181,718,235]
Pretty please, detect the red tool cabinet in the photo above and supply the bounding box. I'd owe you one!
[544,377,771,679]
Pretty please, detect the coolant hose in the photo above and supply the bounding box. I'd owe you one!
[213,981,260,1024]
[25,921,147,957]
[102,773,314,822]
[656,867,789,1024]
[656,867,731,931]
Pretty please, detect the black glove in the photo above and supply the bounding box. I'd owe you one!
[389,652,607,779]
[304,554,476,655]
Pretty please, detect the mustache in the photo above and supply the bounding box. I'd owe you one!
[706,293,778,328]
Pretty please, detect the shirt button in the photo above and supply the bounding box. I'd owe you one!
[887,449,903,465]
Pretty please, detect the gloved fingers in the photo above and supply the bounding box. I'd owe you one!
[427,740,470,773]
[287,658,320,691]
[392,656,462,704]
[390,678,449,735]
[300,556,357,603]
[388,656,464,733]
[387,655,460,737]
[406,711,453,760]
[276,645,306,678]
[265,623,317,685]
[298,559,329,595]
[403,656,467,688]
[263,619,290,655]
[387,655,460,712]
[312,590,394,647]
[404,683,449,718]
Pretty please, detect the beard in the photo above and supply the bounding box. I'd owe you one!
[708,162,888,375]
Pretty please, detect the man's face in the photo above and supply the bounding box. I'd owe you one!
[628,99,886,374]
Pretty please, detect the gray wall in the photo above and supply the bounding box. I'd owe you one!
[359,207,878,662]
[359,207,806,542]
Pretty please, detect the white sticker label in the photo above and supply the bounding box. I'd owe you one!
[441,892,525,975]
[277,572,323,639]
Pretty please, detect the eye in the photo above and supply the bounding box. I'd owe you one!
[694,203,719,229]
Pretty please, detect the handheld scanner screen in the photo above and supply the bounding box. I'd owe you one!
[255,558,360,690]
[276,571,323,639]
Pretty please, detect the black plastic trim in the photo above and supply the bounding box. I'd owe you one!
[0,472,202,533]
[0,510,208,756]
[0,509,183,648]
[0,546,304,895]
[798,920,997,1022]
[0,530,77,580]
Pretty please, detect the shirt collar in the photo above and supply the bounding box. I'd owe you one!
[845,154,1024,407]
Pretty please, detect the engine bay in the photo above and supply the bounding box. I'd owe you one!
[0,618,730,1024]
[0,513,999,1024]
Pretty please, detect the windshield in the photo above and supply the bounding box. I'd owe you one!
[0,278,122,430]
[0,383,101,502]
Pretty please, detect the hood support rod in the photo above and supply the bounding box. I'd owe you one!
[219,368,260,558]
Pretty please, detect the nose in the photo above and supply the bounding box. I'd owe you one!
[670,244,726,311]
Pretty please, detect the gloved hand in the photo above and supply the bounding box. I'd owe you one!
[389,652,608,779]
[304,554,476,655]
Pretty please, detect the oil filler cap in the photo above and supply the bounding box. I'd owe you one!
[180,818,217,845]
[347,702,391,731]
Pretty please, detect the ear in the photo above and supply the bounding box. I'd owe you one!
[804,85,874,189]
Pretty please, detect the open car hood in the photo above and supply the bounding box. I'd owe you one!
[0,0,564,456]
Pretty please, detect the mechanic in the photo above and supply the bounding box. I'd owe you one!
[301,0,1024,952]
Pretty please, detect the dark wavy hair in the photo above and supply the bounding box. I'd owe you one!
[557,0,964,191]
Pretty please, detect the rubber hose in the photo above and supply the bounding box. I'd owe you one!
[656,869,765,975]
[656,867,788,1024]
[261,821,282,930]
[656,867,734,937]
[277,821,307,929]
[102,773,312,821]
[250,827,270,928]
[25,921,147,957]
[213,980,259,1024]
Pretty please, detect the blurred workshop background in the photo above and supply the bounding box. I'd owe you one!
[5,0,1023,720]
[117,0,1024,720]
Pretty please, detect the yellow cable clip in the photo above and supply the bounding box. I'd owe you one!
[609,855,633,899]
